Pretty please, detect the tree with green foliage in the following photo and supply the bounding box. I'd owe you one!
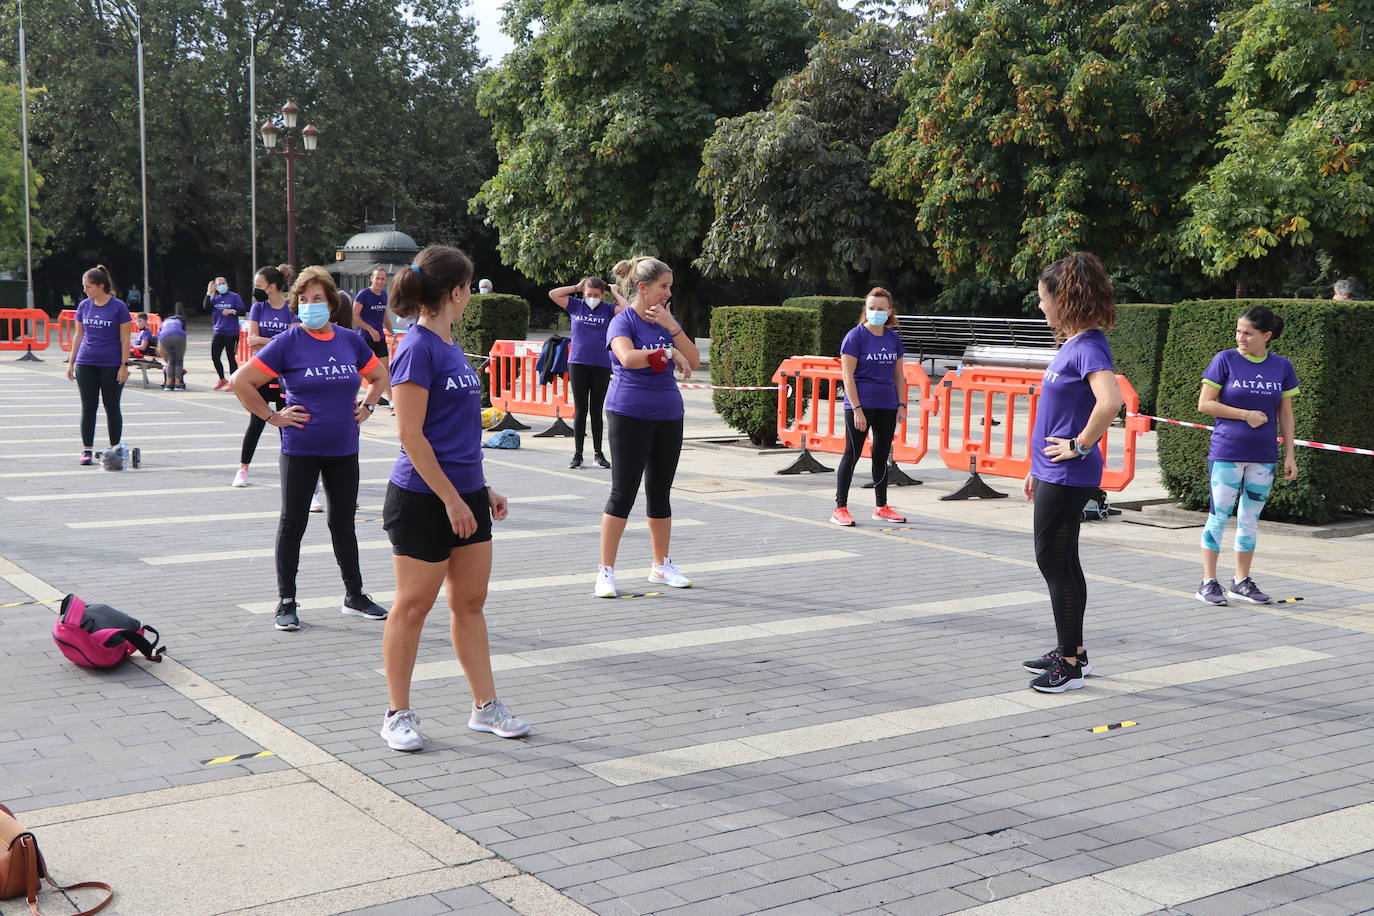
[696,16,923,289]
[473,0,819,323]
[1181,0,1374,287]
[871,0,1227,310]
[0,81,49,271]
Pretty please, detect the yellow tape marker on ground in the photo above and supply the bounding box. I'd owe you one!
[202,750,276,766]
[0,598,60,609]
[1089,721,1137,734]
[616,592,662,600]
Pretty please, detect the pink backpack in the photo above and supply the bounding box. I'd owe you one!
[52,595,165,669]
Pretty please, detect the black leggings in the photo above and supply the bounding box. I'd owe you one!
[604,411,683,519]
[570,364,612,455]
[75,364,124,448]
[241,383,285,465]
[1032,480,1097,654]
[276,453,363,599]
[211,333,239,380]
[835,407,897,508]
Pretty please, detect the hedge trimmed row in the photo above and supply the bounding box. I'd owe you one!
[781,296,864,357]
[454,293,530,406]
[1106,304,1172,416]
[1156,299,1374,523]
[710,307,816,445]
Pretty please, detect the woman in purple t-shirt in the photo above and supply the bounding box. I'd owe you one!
[832,287,909,527]
[1021,252,1123,694]
[549,276,628,468]
[595,257,701,599]
[1193,305,1299,607]
[230,266,389,633]
[353,267,394,407]
[376,245,529,753]
[66,265,132,466]
[205,276,247,390]
[231,264,298,488]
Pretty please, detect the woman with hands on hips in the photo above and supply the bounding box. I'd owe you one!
[377,245,530,754]
[1021,252,1123,694]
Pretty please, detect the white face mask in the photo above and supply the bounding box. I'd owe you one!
[584,297,602,309]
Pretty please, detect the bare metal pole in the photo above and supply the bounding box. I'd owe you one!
[249,28,257,278]
[17,0,35,310]
[137,14,150,310]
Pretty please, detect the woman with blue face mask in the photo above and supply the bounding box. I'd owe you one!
[205,276,246,390]
[230,266,391,633]
[831,288,909,527]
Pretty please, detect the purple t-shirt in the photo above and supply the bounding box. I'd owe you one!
[565,297,614,368]
[1202,349,1299,463]
[389,325,486,496]
[840,325,906,410]
[159,317,186,339]
[604,308,682,421]
[253,324,379,457]
[74,297,132,367]
[1031,329,1115,487]
[210,291,247,335]
[249,300,298,339]
[131,327,152,352]
[354,288,388,335]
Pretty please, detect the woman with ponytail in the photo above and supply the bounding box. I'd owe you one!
[377,246,529,752]
[548,275,629,468]
[1020,252,1122,693]
[1194,305,1298,607]
[594,257,701,598]
[231,265,298,487]
[66,266,132,466]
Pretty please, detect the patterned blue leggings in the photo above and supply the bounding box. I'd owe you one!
[1202,461,1275,554]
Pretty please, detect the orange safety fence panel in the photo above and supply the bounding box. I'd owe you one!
[772,356,936,465]
[236,325,252,365]
[57,310,78,351]
[485,339,571,420]
[0,308,50,351]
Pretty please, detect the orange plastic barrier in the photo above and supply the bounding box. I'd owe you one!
[236,325,252,364]
[385,328,406,358]
[772,356,937,471]
[485,339,573,436]
[0,308,50,360]
[932,366,1147,492]
[57,309,78,351]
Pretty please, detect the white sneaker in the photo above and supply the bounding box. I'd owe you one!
[379,709,425,752]
[594,566,617,598]
[231,467,249,488]
[309,486,324,513]
[648,557,692,588]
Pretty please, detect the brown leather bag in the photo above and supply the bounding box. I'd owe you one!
[1,803,113,916]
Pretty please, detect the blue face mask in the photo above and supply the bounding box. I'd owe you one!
[866,309,888,327]
[216,283,228,295]
[297,302,330,329]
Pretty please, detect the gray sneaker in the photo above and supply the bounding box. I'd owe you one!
[1197,579,1228,606]
[1227,577,1272,604]
[468,699,531,738]
[380,709,425,752]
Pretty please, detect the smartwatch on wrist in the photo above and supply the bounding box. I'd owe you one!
[361,402,376,413]
[1072,437,1093,456]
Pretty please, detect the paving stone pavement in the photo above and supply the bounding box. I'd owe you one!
[2,333,1373,916]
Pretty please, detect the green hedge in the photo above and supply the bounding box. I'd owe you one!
[1106,304,1172,416]
[454,294,531,406]
[1156,299,1374,523]
[781,296,864,357]
[711,307,816,446]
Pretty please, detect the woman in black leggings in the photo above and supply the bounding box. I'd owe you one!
[65,266,131,466]
[594,257,700,598]
[206,276,246,390]
[548,276,628,468]
[232,264,297,488]
[1020,252,1122,693]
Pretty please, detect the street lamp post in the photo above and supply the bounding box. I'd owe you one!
[259,101,319,271]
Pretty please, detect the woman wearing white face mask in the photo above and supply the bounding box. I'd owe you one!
[231,266,390,632]
[205,276,246,390]
[549,276,629,468]
[831,288,909,527]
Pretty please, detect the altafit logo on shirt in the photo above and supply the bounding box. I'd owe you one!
[444,373,480,390]
[1231,378,1282,391]
[864,351,898,362]
[85,317,116,329]
[301,356,355,379]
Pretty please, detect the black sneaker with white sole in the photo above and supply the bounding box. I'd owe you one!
[341,593,388,619]
[1030,657,1085,693]
[1023,647,1092,676]
[274,600,301,631]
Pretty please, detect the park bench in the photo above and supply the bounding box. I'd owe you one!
[896,315,1059,373]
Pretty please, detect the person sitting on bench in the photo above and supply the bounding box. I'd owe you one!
[129,313,157,358]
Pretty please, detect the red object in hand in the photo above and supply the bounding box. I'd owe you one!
[645,348,670,373]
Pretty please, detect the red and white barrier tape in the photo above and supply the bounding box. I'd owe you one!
[677,382,783,391]
[1128,412,1374,457]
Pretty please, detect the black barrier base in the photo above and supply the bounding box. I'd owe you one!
[490,412,531,431]
[862,458,922,488]
[533,416,575,438]
[776,447,833,475]
[940,470,1008,500]
[16,345,42,362]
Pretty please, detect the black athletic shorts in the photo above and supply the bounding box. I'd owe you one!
[384,482,491,562]
[366,335,390,359]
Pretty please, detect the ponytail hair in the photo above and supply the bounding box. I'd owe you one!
[255,263,295,293]
[1239,304,1284,341]
[1038,251,1116,339]
[389,245,475,320]
[612,256,672,303]
[83,264,114,294]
